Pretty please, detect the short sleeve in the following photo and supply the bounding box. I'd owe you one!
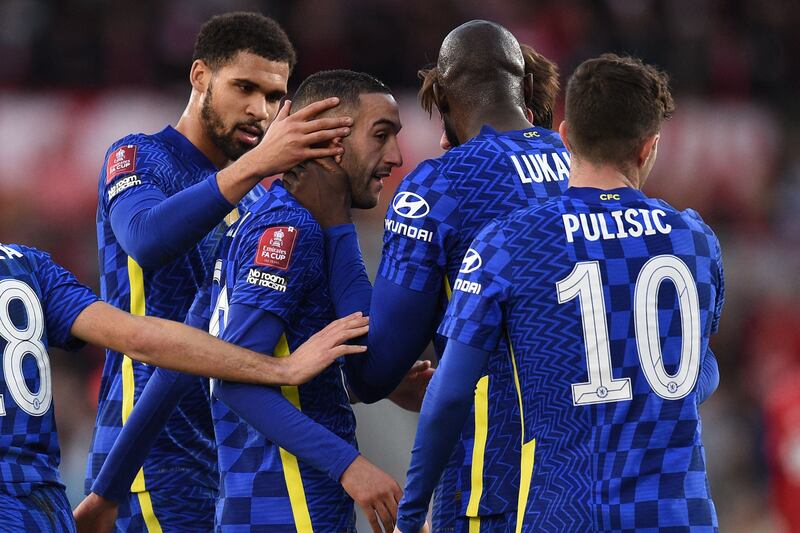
[228,213,323,322]
[23,247,99,351]
[99,138,168,214]
[378,161,458,293]
[437,220,513,352]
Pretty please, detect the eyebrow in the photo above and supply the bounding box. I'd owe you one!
[232,78,287,97]
[371,118,402,132]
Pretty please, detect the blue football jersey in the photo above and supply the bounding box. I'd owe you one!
[208,181,357,531]
[379,125,569,517]
[89,125,264,496]
[0,244,98,496]
[440,187,724,531]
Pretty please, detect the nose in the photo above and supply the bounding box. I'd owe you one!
[246,96,269,123]
[385,137,403,168]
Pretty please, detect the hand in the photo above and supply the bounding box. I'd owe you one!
[388,360,434,412]
[340,455,402,533]
[243,97,353,177]
[284,157,352,227]
[281,312,369,386]
[73,492,118,533]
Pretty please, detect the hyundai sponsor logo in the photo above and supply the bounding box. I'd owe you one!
[392,192,430,219]
[459,248,482,274]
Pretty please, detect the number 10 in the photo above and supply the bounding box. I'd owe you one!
[556,255,701,406]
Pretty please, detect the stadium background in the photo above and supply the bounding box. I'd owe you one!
[1,0,798,531]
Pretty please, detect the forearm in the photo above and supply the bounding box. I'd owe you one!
[92,368,195,501]
[323,226,437,401]
[126,315,292,384]
[110,174,233,269]
[72,302,291,385]
[343,276,438,403]
[215,155,266,205]
[214,381,359,481]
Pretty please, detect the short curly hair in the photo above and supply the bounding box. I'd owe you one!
[192,12,297,72]
[565,54,674,166]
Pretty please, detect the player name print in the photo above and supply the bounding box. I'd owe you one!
[508,150,570,185]
[106,145,137,183]
[562,208,673,243]
[254,226,298,270]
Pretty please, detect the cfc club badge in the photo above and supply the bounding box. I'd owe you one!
[255,226,298,270]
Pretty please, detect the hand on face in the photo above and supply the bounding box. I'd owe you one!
[241,98,353,177]
[283,157,353,228]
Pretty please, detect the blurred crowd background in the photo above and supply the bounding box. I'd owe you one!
[1,0,799,531]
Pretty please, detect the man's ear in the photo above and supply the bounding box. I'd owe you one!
[558,121,573,152]
[523,72,534,110]
[638,134,659,169]
[189,60,212,93]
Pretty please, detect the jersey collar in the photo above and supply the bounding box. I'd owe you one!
[156,126,217,171]
[566,186,649,204]
[479,124,554,141]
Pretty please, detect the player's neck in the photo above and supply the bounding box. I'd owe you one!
[457,106,531,143]
[175,109,229,170]
[568,157,642,190]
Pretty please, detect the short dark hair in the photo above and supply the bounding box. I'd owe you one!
[192,12,296,72]
[292,70,391,111]
[565,54,674,166]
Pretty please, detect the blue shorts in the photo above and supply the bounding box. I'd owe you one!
[0,484,75,533]
[115,485,216,532]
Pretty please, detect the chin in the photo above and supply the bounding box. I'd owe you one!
[353,196,379,210]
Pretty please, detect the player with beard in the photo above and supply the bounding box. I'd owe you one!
[286,21,566,532]
[78,70,427,533]
[88,12,352,532]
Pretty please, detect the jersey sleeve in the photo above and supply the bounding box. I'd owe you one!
[19,246,99,351]
[378,161,458,293]
[99,137,169,215]
[437,220,514,352]
[228,212,322,322]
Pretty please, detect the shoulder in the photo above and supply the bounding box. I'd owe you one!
[394,158,448,195]
[236,201,321,259]
[102,132,170,182]
[0,243,38,270]
[103,132,164,161]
